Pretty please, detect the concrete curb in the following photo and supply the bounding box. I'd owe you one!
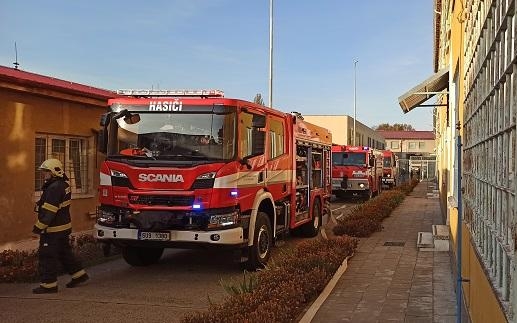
[298,254,353,323]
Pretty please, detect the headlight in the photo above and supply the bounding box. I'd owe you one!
[208,211,238,229]
[387,174,391,178]
[191,172,216,189]
[359,183,365,188]
[97,209,116,224]
[110,169,128,178]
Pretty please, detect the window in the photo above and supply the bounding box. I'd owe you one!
[408,142,417,149]
[239,112,265,158]
[269,118,285,159]
[390,141,399,149]
[35,134,89,195]
[419,142,425,149]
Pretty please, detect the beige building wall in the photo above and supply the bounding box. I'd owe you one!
[385,138,435,156]
[303,115,385,149]
[0,85,110,245]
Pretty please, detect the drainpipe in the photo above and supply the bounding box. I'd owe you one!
[456,122,463,323]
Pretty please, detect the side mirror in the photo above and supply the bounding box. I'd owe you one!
[100,113,110,127]
[369,157,375,167]
[252,114,266,128]
[98,129,108,154]
[124,113,140,125]
[239,157,252,170]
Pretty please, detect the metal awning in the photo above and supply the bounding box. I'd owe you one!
[398,68,449,114]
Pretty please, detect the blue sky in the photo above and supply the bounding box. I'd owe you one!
[0,0,434,130]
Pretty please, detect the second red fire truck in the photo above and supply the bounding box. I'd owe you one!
[331,145,383,199]
[94,89,332,269]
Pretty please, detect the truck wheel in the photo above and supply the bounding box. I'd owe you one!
[300,198,321,237]
[245,212,272,270]
[122,247,164,266]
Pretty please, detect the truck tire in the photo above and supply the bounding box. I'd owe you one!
[122,247,164,266]
[300,198,321,237]
[245,212,272,270]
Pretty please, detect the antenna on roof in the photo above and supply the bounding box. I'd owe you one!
[13,42,20,70]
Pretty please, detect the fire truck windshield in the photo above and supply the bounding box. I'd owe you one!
[383,158,392,167]
[107,105,236,161]
[332,152,366,166]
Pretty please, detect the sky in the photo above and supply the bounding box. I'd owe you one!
[0,0,435,130]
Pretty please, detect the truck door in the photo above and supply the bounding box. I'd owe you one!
[239,110,267,191]
[265,115,289,199]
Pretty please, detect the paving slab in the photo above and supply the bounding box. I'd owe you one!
[307,181,457,323]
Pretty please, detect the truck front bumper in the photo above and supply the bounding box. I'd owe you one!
[382,177,395,184]
[332,178,369,191]
[95,224,244,246]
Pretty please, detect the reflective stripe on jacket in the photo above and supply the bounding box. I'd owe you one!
[34,177,72,234]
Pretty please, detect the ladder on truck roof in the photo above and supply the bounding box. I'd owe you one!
[117,89,225,98]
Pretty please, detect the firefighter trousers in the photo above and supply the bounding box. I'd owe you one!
[38,232,84,284]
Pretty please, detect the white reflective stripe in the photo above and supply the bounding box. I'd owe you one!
[213,169,293,188]
[100,172,112,186]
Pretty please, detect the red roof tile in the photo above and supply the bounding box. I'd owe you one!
[376,130,435,140]
[0,65,115,99]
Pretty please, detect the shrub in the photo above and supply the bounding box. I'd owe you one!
[182,236,358,323]
[333,181,413,239]
[0,233,118,283]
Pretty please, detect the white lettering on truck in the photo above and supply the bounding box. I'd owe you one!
[138,174,184,183]
[149,100,183,111]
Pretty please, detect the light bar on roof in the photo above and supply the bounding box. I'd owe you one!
[117,89,225,97]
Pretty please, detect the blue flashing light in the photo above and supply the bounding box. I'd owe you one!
[363,146,369,150]
[230,190,238,197]
[192,204,201,209]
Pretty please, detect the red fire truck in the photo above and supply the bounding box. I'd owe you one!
[381,150,398,189]
[94,89,332,269]
[331,145,383,199]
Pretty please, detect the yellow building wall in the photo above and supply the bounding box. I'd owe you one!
[0,88,106,244]
[449,207,507,322]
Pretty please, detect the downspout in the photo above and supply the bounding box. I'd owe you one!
[456,121,463,323]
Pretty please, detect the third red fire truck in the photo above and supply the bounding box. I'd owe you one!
[94,89,332,269]
[331,145,383,199]
[381,150,398,189]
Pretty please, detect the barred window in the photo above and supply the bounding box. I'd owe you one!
[35,134,89,195]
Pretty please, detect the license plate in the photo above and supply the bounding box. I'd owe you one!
[139,231,170,241]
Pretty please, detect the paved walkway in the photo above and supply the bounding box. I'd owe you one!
[309,181,457,323]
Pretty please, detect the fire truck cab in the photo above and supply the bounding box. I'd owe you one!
[331,145,383,200]
[381,150,398,189]
[94,89,332,269]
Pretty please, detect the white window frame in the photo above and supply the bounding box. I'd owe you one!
[35,134,91,198]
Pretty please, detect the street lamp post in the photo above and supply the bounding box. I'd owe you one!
[353,60,358,146]
[268,0,274,109]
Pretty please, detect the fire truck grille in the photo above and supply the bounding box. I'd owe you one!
[129,195,194,207]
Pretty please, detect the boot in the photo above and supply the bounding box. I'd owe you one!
[32,286,58,294]
[66,273,89,288]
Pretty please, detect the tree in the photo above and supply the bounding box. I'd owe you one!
[374,123,415,131]
[253,93,265,106]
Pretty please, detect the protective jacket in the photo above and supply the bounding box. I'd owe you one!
[33,176,72,234]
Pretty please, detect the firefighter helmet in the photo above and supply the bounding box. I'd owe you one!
[39,158,65,177]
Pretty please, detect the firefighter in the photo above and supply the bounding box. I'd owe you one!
[32,158,89,294]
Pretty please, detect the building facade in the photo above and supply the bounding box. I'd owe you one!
[0,66,114,247]
[376,130,435,160]
[303,115,385,149]
[399,1,516,321]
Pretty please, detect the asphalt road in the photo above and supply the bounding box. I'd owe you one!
[0,199,360,323]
